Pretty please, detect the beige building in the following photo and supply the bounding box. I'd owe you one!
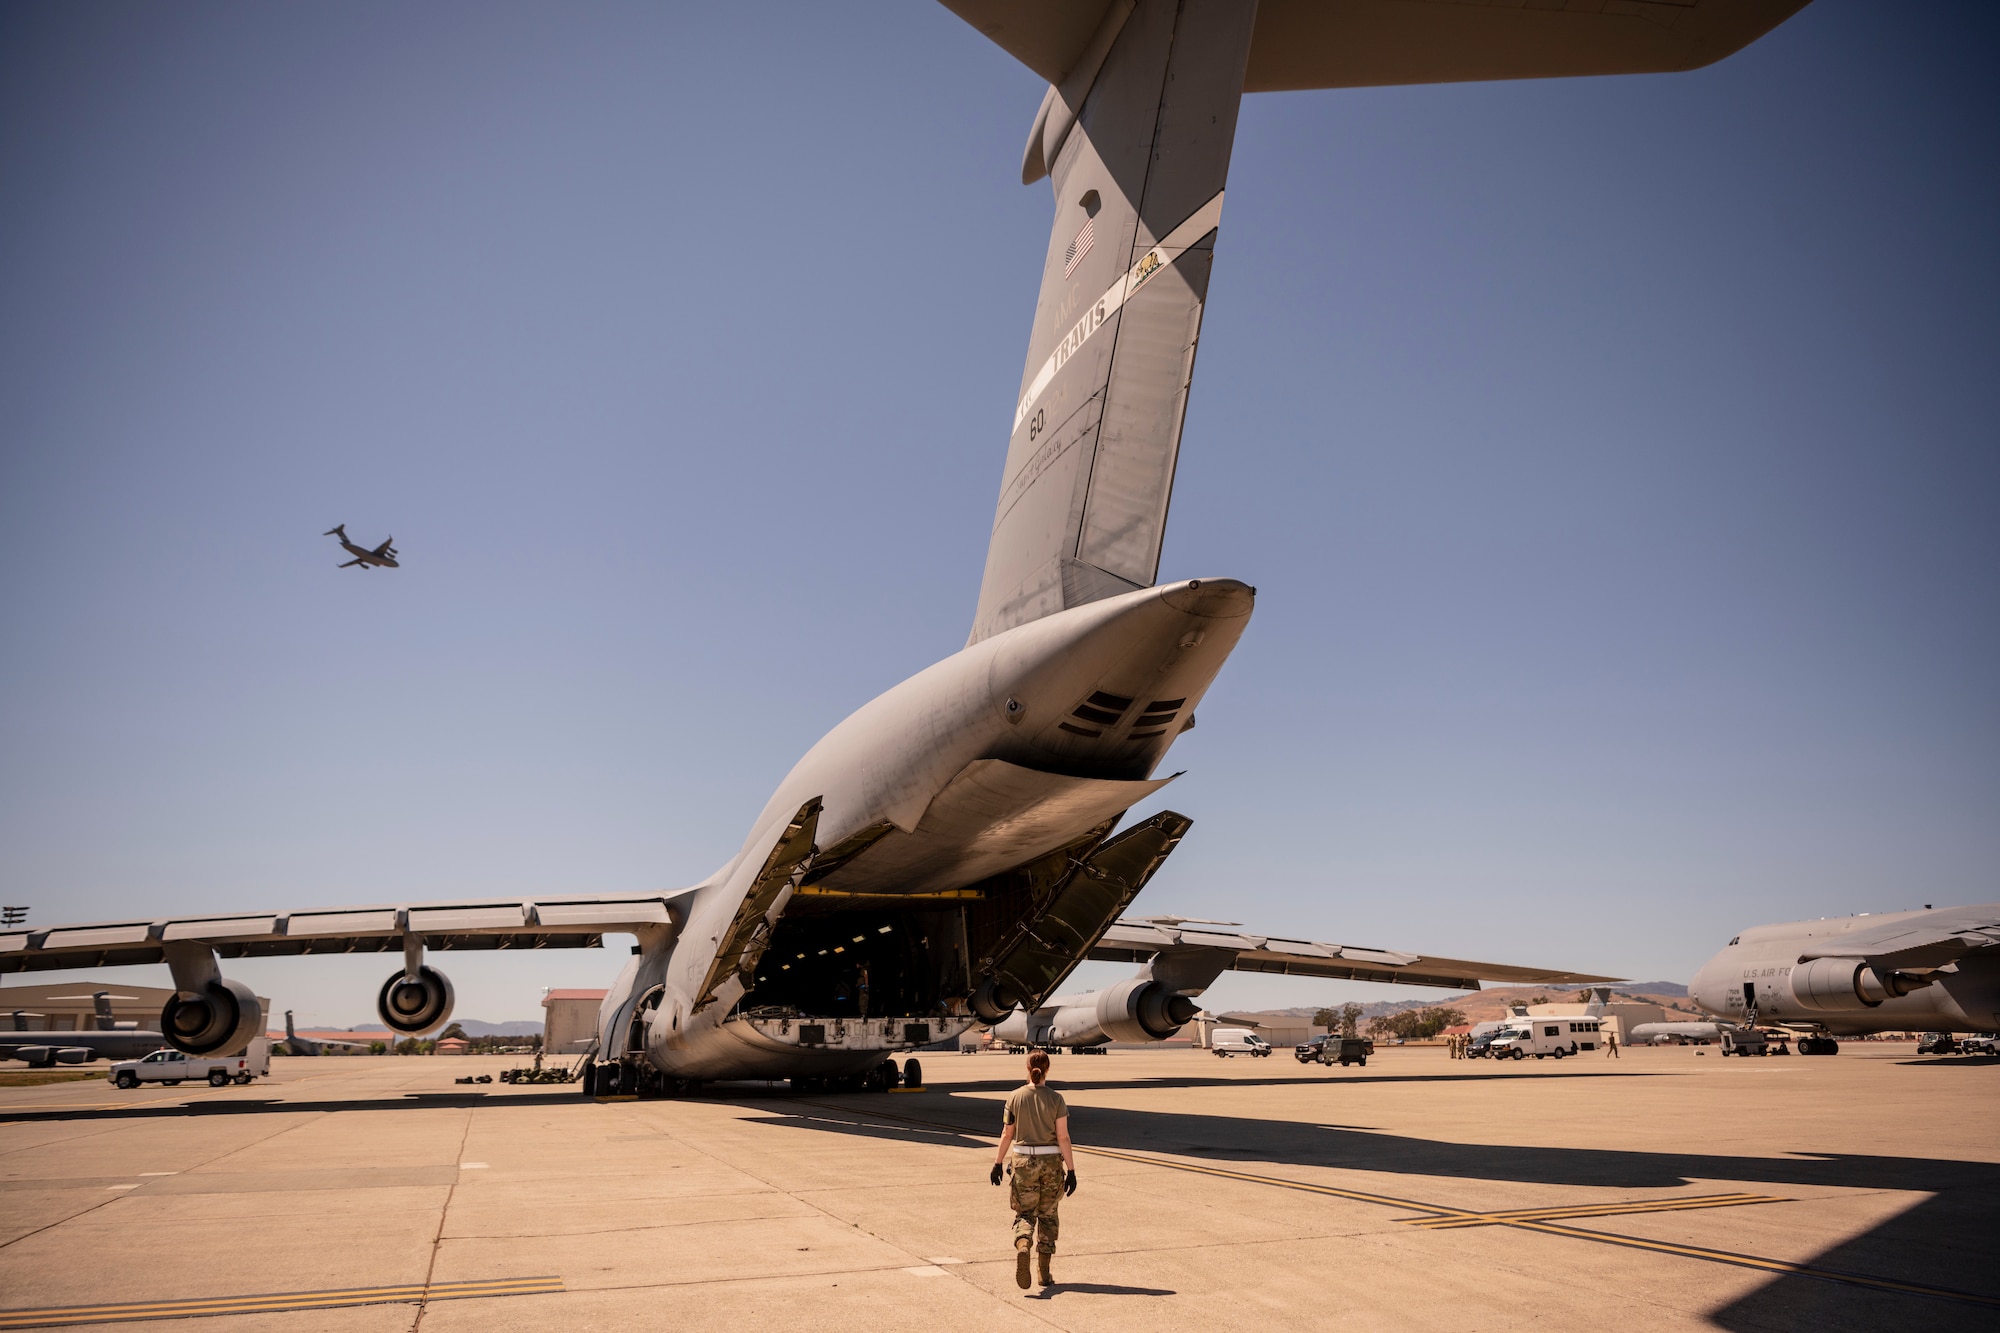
[542,989,606,1055]
[1189,1012,1316,1050]
[3,981,268,1035]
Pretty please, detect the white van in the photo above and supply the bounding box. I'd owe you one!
[1488,1019,1603,1060]
[1210,1028,1272,1058]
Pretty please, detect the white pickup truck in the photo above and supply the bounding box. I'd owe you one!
[108,1040,270,1089]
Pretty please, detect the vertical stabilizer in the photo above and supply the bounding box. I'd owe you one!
[968,0,1256,644]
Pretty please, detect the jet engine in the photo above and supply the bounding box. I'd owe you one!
[377,965,456,1034]
[1077,978,1197,1045]
[11,1046,92,1068]
[161,978,263,1057]
[1788,957,1931,1011]
[972,976,1026,1025]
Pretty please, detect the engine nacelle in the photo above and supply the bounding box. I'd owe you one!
[1788,958,1932,1011]
[55,1047,93,1065]
[972,976,1026,1026]
[1085,978,1198,1045]
[161,978,263,1056]
[377,966,456,1034]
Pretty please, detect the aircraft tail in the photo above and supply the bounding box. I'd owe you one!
[323,524,346,540]
[967,0,1255,645]
[91,991,116,1027]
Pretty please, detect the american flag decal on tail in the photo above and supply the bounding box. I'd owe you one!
[1063,216,1094,278]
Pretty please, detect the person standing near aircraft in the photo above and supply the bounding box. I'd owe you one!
[1605,1030,1619,1059]
[990,1051,1076,1290]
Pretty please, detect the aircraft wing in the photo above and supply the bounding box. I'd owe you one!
[1795,903,2000,970]
[1089,918,1619,991]
[941,0,1809,92]
[0,892,698,975]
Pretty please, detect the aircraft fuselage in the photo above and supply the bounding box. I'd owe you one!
[1689,907,2000,1037]
[603,578,1254,1081]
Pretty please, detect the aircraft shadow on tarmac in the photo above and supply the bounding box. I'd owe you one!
[751,1089,2000,1327]
[13,1079,1993,1324]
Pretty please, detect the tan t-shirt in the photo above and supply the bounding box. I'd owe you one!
[1003,1082,1068,1146]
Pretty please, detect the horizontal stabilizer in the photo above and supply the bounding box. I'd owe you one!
[941,0,1810,94]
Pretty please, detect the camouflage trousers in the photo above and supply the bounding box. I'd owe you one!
[1008,1153,1064,1254]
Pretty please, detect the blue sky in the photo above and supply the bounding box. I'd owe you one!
[2,2,1994,1026]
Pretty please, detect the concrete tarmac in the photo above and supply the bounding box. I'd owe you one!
[1,1044,1994,1330]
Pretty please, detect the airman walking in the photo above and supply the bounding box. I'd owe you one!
[990,1051,1076,1290]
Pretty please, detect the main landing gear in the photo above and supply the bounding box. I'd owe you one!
[1797,1037,1839,1055]
[582,1055,928,1098]
[790,1057,923,1095]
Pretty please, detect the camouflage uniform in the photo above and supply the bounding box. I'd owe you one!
[1009,1153,1065,1254]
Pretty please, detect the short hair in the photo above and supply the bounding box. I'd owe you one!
[1026,1051,1050,1084]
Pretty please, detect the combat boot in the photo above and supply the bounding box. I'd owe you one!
[1037,1253,1053,1288]
[1014,1242,1032,1290]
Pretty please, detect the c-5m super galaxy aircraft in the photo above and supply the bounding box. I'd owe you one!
[1689,902,2000,1054]
[324,524,399,569]
[0,2,1808,1093]
[2,992,166,1067]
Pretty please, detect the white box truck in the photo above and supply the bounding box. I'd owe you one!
[109,1040,270,1089]
[1488,1019,1603,1060]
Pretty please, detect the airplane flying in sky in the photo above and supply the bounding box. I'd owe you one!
[1,1,1808,1092]
[324,524,398,569]
[1689,902,1999,1054]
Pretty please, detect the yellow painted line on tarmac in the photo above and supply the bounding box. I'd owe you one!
[1405,1192,1790,1229]
[793,1100,1997,1311]
[0,1276,565,1327]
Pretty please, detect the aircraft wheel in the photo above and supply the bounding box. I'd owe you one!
[208,1070,229,1087]
[902,1058,923,1089]
[1825,1039,1838,1055]
[116,1072,137,1089]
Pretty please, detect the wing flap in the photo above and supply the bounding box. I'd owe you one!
[1,893,699,974]
[1087,916,1619,991]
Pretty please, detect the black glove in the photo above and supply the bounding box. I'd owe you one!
[990,1163,1004,1186]
[1064,1169,1077,1196]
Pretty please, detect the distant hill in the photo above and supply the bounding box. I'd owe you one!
[454,1020,543,1037]
[318,1020,542,1037]
[1243,982,1705,1029]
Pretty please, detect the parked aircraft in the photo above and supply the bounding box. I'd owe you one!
[0,2,1806,1091]
[324,524,398,569]
[1627,1021,1725,1045]
[2,992,167,1066]
[1688,903,2000,1054]
[277,1011,375,1056]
